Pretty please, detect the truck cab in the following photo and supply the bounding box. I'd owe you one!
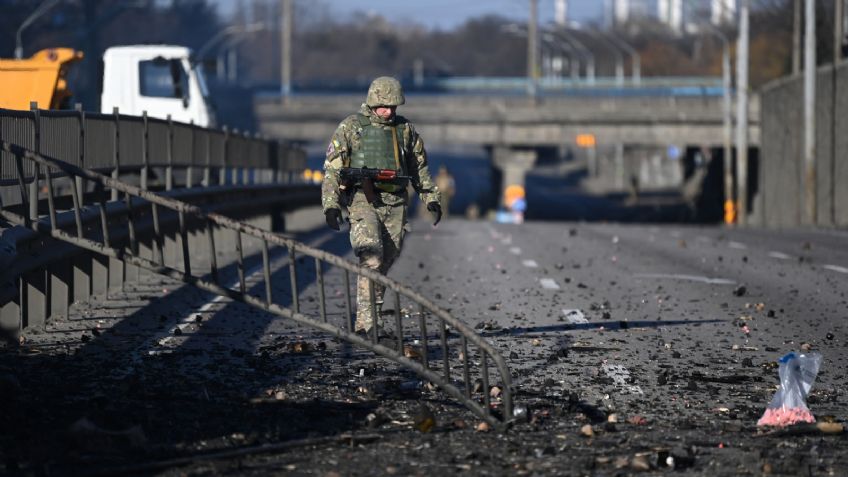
[100,45,215,127]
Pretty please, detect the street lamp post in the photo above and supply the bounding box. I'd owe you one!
[802,0,816,224]
[589,29,625,86]
[702,24,733,224]
[194,23,263,69]
[553,28,595,84]
[607,32,640,85]
[735,0,749,226]
[15,0,61,59]
[542,31,581,82]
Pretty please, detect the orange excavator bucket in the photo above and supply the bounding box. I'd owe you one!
[0,48,84,110]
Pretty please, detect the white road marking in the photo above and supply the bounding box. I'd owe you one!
[522,259,539,268]
[728,241,747,250]
[509,246,522,255]
[602,363,644,395]
[540,278,560,290]
[562,309,587,324]
[768,251,793,260]
[823,264,848,274]
[634,273,736,285]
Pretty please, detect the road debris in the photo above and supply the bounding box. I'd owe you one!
[757,352,822,427]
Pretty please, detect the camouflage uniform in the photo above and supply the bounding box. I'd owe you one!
[322,78,440,333]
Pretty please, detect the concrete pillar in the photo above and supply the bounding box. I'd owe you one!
[108,257,124,292]
[0,296,20,335]
[491,146,538,205]
[23,270,47,328]
[49,261,72,320]
[73,254,92,302]
[91,255,109,297]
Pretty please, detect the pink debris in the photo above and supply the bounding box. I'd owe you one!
[756,407,816,427]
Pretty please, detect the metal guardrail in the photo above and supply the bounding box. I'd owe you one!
[0,140,516,428]
[1,105,306,211]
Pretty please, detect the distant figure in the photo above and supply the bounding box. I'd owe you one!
[435,165,456,217]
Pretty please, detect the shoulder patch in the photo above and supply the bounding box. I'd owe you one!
[326,141,335,156]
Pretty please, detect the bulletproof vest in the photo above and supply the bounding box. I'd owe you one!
[350,114,407,175]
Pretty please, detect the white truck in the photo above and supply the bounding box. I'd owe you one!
[100,45,215,127]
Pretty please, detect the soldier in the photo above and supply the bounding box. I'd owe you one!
[321,76,441,337]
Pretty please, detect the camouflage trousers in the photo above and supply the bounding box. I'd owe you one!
[348,192,407,332]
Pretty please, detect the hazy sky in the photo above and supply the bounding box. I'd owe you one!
[211,0,605,30]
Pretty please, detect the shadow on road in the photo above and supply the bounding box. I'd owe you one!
[0,225,392,474]
[480,318,725,337]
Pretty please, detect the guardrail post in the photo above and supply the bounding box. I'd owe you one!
[23,269,47,329]
[75,104,85,210]
[166,115,174,191]
[0,294,21,335]
[73,255,91,302]
[109,108,124,292]
[187,121,195,188]
[91,254,109,297]
[49,260,71,320]
[141,111,149,190]
[29,103,39,223]
[220,126,229,186]
[111,107,120,201]
[203,130,211,187]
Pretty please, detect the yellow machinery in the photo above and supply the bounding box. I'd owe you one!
[0,48,83,110]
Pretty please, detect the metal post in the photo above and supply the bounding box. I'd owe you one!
[166,115,174,191]
[203,131,211,186]
[344,269,353,332]
[29,103,39,223]
[207,223,218,283]
[112,107,120,201]
[75,104,85,207]
[263,240,272,305]
[221,126,229,186]
[832,0,845,225]
[316,258,327,322]
[281,0,293,104]
[141,111,149,190]
[527,0,539,97]
[289,245,299,313]
[801,0,816,225]
[178,210,191,277]
[837,0,844,65]
[722,39,733,224]
[235,230,246,293]
[735,0,750,226]
[187,121,195,188]
[793,0,802,75]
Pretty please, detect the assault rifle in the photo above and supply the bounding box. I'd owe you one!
[339,167,413,204]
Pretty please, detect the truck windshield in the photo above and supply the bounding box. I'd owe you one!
[139,58,189,99]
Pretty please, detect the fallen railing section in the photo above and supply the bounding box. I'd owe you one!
[0,140,515,427]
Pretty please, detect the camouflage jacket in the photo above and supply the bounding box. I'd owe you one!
[321,103,440,212]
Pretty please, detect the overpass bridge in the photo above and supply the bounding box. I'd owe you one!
[255,84,761,197]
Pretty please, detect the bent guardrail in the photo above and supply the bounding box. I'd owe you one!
[0,140,515,428]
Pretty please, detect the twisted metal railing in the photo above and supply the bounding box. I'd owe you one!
[0,140,515,427]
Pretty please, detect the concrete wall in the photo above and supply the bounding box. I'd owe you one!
[758,62,848,228]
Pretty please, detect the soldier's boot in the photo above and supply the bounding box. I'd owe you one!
[354,255,382,333]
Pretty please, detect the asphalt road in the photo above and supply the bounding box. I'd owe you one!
[3,217,848,476]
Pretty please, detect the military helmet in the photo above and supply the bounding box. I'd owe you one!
[366,76,405,107]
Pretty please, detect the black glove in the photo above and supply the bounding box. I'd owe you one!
[427,202,442,226]
[325,208,341,231]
